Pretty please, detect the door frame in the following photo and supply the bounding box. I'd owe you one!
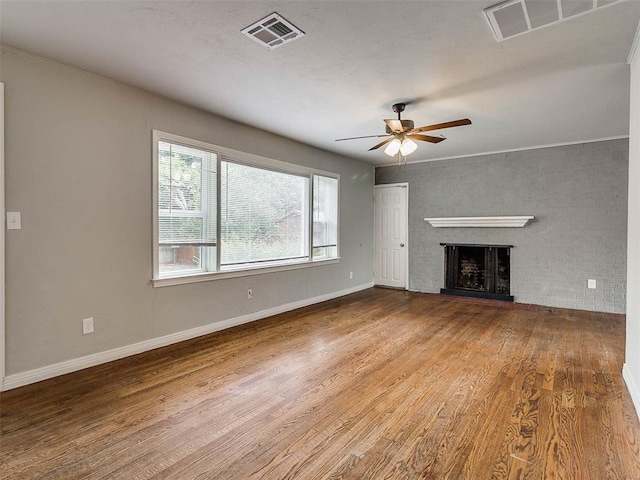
[374,183,409,290]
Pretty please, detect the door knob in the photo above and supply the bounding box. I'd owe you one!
[400,243,405,247]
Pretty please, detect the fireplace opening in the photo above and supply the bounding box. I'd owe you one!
[441,243,513,301]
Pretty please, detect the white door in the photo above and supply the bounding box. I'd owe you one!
[374,184,408,289]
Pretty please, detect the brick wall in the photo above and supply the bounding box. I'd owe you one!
[375,139,629,313]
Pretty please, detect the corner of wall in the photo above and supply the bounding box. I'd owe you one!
[0,82,5,393]
[623,364,640,421]
[628,20,640,65]
[624,19,640,424]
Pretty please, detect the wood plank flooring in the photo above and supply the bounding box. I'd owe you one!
[1,288,640,479]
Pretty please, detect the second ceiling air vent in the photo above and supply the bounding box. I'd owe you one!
[484,0,623,42]
[241,12,305,50]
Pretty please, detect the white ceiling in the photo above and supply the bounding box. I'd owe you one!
[1,0,639,166]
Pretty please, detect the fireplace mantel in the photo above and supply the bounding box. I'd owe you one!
[424,216,534,228]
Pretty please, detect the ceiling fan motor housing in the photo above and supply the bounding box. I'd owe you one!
[392,103,406,114]
[385,119,414,134]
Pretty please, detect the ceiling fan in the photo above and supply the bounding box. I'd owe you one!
[335,103,471,161]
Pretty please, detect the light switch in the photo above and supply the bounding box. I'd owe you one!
[7,212,21,230]
[587,279,596,289]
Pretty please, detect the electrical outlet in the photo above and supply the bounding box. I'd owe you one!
[247,289,253,299]
[82,317,94,335]
[587,279,596,289]
[349,271,353,279]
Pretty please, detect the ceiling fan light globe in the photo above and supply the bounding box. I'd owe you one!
[384,138,402,156]
[400,138,417,156]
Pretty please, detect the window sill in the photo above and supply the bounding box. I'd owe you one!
[152,257,341,288]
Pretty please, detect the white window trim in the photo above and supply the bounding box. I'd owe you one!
[152,130,340,287]
[153,257,341,288]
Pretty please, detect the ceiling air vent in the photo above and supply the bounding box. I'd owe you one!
[241,12,305,50]
[484,0,624,42]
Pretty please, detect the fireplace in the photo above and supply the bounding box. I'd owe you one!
[441,243,513,301]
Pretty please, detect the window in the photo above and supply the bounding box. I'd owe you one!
[157,141,216,275]
[312,175,338,259]
[221,161,309,267]
[153,131,339,283]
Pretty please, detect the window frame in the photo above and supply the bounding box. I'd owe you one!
[152,130,340,287]
[156,140,217,276]
[311,174,339,261]
[219,158,311,268]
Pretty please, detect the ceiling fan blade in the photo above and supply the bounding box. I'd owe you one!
[368,137,394,151]
[407,134,446,144]
[335,134,390,141]
[384,119,404,133]
[413,118,472,133]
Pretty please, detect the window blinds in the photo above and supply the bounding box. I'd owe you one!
[157,141,217,247]
[220,160,309,266]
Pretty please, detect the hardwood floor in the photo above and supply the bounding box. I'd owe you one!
[2,288,640,479]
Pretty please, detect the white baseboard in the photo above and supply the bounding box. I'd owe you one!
[2,282,374,391]
[623,363,640,422]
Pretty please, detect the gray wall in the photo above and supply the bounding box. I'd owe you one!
[376,139,628,313]
[0,46,374,376]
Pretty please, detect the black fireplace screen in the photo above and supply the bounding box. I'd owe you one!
[442,244,512,301]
